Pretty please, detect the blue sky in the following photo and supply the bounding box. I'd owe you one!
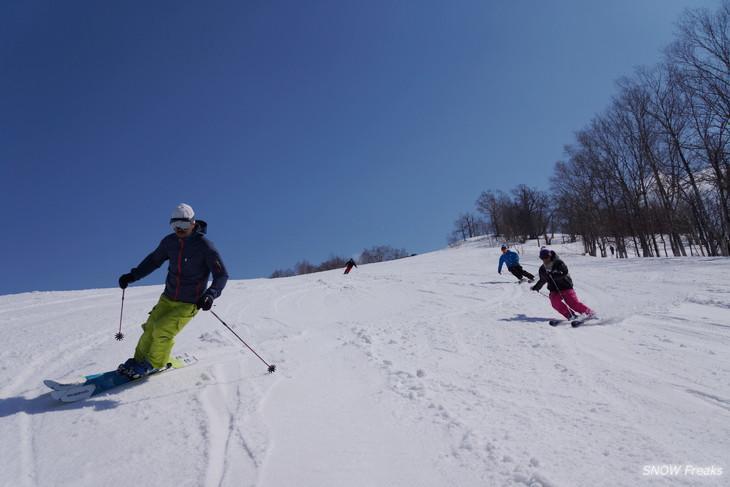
[0,0,721,295]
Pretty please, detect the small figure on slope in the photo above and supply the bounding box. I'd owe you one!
[531,248,594,321]
[498,245,534,282]
[344,258,358,275]
[117,203,229,378]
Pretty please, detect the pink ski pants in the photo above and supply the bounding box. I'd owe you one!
[549,289,594,319]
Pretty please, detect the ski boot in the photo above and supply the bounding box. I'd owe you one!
[118,358,154,379]
[117,358,138,375]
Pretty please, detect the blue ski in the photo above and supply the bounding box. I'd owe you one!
[45,353,198,402]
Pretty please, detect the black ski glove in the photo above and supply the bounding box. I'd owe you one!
[196,293,214,311]
[119,273,135,289]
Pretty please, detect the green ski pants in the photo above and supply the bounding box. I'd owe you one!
[134,294,198,368]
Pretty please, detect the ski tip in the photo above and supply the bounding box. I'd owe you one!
[44,379,66,390]
[51,384,96,402]
[169,353,199,369]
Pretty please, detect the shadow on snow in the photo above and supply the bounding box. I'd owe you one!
[499,314,553,324]
[0,392,119,417]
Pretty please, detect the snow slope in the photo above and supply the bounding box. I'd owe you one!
[1,240,728,487]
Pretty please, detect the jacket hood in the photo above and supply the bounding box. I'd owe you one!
[194,220,208,235]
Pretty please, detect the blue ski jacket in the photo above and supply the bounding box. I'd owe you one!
[498,250,521,273]
[128,220,228,304]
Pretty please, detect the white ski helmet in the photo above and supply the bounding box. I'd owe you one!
[170,203,195,230]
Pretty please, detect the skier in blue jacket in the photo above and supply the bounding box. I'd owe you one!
[497,245,535,282]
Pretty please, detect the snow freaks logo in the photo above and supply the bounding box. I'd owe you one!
[642,464,723,477]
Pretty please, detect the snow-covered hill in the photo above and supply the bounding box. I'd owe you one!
[1,240,728,487]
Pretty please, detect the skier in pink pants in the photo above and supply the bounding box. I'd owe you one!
[531,248,594,320]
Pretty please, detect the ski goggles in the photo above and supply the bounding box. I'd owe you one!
[170,218,193,231]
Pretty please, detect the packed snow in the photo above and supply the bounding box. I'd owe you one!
[1,239,728,487]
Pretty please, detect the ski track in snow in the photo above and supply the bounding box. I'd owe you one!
[196,357,271,487]
[1,240,729,486]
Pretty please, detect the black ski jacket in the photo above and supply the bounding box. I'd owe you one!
[127,220,228,304]
[532,252,573,292]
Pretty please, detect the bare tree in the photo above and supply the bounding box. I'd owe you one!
[544,1,729,257]
[668,1,730,254]
[359,245,409,264]
[270,268,296,278]
[472,187,551,243]
[294,260,317,275]
[449,212,488,243]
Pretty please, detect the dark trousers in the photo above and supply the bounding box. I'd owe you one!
[508,265,534,280]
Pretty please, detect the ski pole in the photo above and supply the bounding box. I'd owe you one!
[210,310,276,373]
[497,271,513,282]
[536,290,550,300]
[115,289,126,341]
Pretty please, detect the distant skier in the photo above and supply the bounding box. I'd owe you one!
[344,258,358,275]
[531,248,594,320]
[498,245,534,282]
[116,203,228,378]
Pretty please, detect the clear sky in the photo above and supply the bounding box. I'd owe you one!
[0,0,721,295]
